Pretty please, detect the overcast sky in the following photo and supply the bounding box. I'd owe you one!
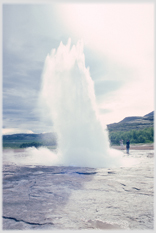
[2,1,155,134]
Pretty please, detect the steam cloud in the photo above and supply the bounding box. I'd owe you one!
[4,39,125,168]
[38,39,123,168]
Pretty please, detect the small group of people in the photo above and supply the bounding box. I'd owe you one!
[120,139,130,154]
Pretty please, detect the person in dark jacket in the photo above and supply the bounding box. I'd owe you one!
[126,140,130,154]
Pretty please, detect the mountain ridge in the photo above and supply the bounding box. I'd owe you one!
[2,111,154,148]
[107,111,154,132]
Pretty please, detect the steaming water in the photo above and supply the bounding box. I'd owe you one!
[3,148,154,230]
[3,40,154,230]
[3,147,139,168]
[38,39,123,168]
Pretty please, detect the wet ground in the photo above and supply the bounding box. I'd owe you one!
[112,143,154,150]
[2,147,154,230]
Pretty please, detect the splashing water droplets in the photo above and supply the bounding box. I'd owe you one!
[40,39,123,168]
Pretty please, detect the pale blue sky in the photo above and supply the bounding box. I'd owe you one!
[2,2,154,134]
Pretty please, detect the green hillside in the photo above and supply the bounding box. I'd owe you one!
[3,132,57,149]
[107,111,154,132]
[2,111,154,148]
[107,111,154,145]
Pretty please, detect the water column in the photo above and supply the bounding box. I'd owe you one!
[40,39,121,167]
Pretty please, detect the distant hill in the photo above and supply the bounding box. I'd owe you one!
[107,111,154,132]
[2,111,154,148]
[107,111,154,145]
[3,132,57,148]
[143,111,154,120]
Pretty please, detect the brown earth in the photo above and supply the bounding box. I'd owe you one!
[3,143,154,153]
[112,143,154,150]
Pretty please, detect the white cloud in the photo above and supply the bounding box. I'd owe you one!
[57,3,154,65]
[56,3,154,124]
[3,3,154,132]
[2,128,34,135]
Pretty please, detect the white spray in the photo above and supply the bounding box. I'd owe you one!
[39,39,123,168]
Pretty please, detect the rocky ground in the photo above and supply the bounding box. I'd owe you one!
[112,143,154,150]
[2,146,154,230]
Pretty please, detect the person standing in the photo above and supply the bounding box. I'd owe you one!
[120,139,124,150]
[126,140,130,154]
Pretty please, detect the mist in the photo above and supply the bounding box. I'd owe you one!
[36,39,123,168]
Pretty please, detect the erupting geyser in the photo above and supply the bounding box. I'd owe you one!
[40,39,122,168]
